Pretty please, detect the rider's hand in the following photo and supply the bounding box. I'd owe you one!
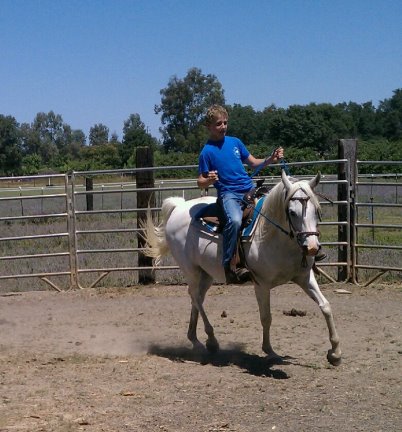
[203,170,219,185]
[208,170,219,182]
[271,147,284,163]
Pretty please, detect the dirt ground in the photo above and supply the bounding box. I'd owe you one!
[0,282,401,432]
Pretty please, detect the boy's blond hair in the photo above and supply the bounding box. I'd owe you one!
[205,105,228,125]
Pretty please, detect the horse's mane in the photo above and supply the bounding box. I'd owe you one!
[259,177,321,237]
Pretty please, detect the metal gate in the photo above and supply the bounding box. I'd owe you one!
[353,161,402,285]
[0,156,400,292]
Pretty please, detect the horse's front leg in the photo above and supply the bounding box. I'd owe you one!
[187,272,218,353]
[296,271,342,366]
[187,304,204,351]
[254,284,281,362]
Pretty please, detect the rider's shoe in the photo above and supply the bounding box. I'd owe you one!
[224,266,251,284]
[315,250,327,262]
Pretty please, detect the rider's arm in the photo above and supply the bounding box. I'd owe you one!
[246,147,284,169]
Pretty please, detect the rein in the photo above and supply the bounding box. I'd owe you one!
[242,181,321,268]
[247,157,293,235]
[242,191,320,241]
[250,150,291,178]
[247,162,320,266]
[242,197,291,237]
[315,191,334,205]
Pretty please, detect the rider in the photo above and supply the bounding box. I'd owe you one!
[197,105,284,284]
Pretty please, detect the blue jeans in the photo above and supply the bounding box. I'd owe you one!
[219,190,248,268]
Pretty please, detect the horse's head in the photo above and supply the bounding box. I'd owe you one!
[282,171,322,257]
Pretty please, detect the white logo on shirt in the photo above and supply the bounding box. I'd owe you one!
[233,147,240,158]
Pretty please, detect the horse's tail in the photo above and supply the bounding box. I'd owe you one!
[140,197,185,266]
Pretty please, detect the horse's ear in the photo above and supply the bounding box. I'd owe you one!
[308,172,321,189]
[281,169,292,191]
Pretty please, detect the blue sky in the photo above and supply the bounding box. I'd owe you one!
[1,0,401,141]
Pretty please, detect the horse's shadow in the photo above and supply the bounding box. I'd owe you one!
[148,343,291,379]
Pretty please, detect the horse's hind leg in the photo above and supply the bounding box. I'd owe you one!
[295,271,342,366]
[187,270,218,353]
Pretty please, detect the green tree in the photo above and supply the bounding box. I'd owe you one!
[19,111,76,167]
[268,104,344,156]
[32,111,64,162]
[89,123,109,146]
[154,149,198,178]
[109,132,120,145]
[255,105,284,149]
[79,143,121,170]
[20,122,40,155]
[377,88,402,140]
[343,101,378,139]
[226,104,259,145]
[358,138,402,173]
[120,114,157,166]
[155,67,225,152]
[0,115,22,175]
[21,154,42,175]
[68,129,86,159]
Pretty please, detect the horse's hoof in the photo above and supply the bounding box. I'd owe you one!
[267,356,284,365]
[327,350,342,366]
[192,341,206,353]
[206,338,219,353]
[266,353,283,365]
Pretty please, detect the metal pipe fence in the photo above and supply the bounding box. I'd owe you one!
[0,174,75,291]
[353,161,402,285]
[0,157,400,292]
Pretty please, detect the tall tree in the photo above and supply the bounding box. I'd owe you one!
[32,111,64,162]
[268,104,348,156]
[19,111,75,165]
[20,122,40,156]
[0,115,22,175]
[109,132,120,144]
[120,114,157,166]
[256,105,284,149]
[155,67,225,152]
[344,101,378,139]
[226,104,259,145]
[89,123,109,146]
[377,88,402,140]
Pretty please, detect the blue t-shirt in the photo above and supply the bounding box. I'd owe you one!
[198,136,253,195]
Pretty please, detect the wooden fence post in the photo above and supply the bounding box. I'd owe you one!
[85,177,94,211]
[136,147,155,284]
[337,139,358,282]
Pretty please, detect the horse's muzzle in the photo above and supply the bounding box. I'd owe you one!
[299,232,320,256]
[306,244,320,256]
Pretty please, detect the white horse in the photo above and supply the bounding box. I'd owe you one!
[142,171,342,366]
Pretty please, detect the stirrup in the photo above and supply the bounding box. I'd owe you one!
[224,266,251,284]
